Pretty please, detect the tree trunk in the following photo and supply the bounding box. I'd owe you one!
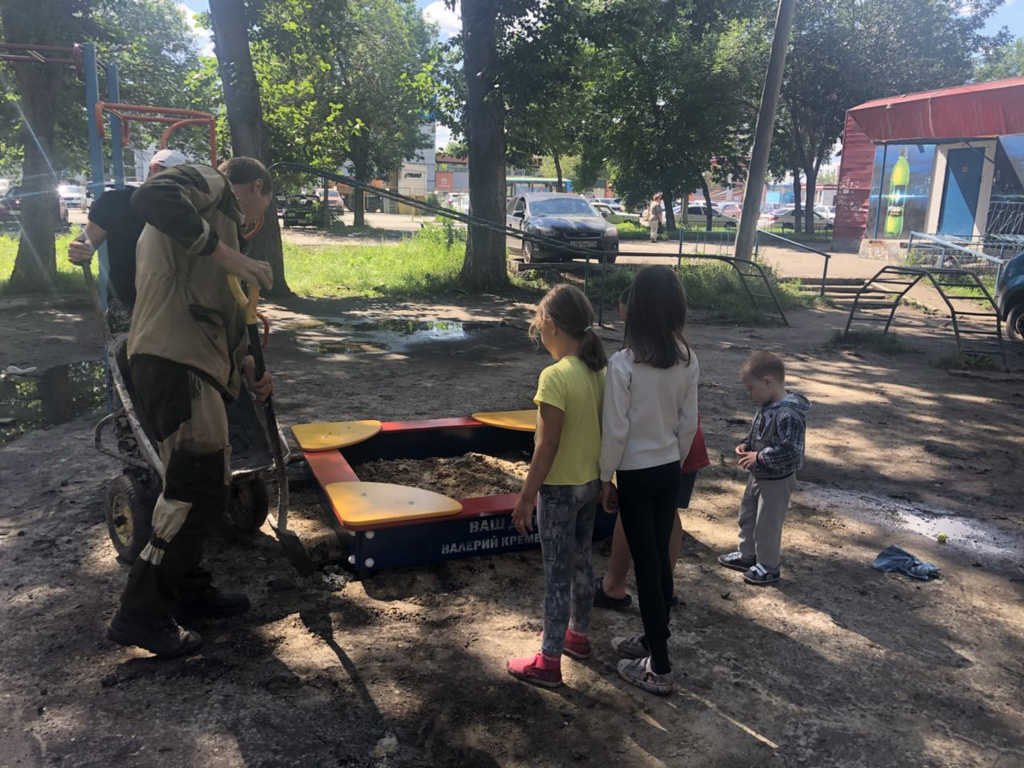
[791,170,802,233]
[351,146,369,228]
[663,186,676,233]
[459,0,508,292]
[3,9,59,292]
[209,0,290,297]
[553,152,564,192]
[804,161,819,235]
[700,175,713,231]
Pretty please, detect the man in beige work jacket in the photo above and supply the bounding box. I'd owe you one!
[108,158,274,658]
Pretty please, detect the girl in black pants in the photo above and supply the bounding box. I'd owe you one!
[600,265,699,695]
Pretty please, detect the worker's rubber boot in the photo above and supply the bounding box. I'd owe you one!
[175,586,251,621]
[107,610,203,658]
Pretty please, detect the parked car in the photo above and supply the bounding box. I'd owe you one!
[758,205,833,231]
[673,202,738,228]
[0,185,69,232]
[592,201,640,225]
[313,188,346,210]
[718,202,743,218]
[814,204,835,222]
[996,250,1024,340]
[281,194,322,228]
[506,192,618,263]
[58,183,87,209]
[592,197,625,212]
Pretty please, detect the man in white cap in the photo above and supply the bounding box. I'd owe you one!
[68,148,190,330]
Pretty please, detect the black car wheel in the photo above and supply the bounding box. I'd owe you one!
[523,239,536,264]
[1007,306,1024,341]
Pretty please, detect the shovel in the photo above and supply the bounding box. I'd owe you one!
[229,275,313,575]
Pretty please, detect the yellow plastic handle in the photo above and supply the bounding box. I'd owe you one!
[227,275,260,324]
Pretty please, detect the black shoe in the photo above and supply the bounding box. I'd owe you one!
[593,578,633,611]
[108,611,203,658]
[175,588,251,621]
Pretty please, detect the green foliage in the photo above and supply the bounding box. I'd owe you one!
[247,0,434,185]
[580,1,769,219]
[976,38,1024,82]
[0,0,213,178]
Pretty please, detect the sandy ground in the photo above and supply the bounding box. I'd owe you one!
[1,289,1023,768]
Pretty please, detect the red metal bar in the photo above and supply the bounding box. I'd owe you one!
[0,54,76,64]
[0,43,79,53]
[160,117,217,166]
[380,417,484,433]
[94,101,217,166]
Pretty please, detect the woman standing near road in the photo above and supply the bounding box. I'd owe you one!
[647,193,665,243]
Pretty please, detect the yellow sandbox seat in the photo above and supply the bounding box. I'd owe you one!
[325,482,463,527]
[291,420,383,452]
[471,410,536,432]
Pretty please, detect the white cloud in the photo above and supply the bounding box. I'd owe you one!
[422,1,461,41]
[178,2,215,57]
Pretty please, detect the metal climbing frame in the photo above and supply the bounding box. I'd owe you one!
[842,265,1006,368]
[753,230,831,298]
[673,237,789,326]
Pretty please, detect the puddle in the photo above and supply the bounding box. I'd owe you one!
[300,319,471,356]
[0,361,107,446]
[795,484,1023,566]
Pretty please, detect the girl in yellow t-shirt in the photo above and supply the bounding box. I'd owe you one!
[507,284,606,689]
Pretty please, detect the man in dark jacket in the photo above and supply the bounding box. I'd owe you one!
[66,149,190,331]
[107,158,274,658]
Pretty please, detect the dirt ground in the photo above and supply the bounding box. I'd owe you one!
[1,290,1023,768]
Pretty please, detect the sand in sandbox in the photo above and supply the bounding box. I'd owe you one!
[354,452,529,498]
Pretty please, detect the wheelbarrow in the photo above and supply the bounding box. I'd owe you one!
[86,276,290,564]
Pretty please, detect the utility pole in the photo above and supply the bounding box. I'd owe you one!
[734,0,795,261]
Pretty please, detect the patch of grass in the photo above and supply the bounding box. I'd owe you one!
[828,330,914,355]
[932,351,1000,371]
[0,233,86,295]
[617,221,653,240]
[679,262,813,323]
[583,268,634,308]
[285,224,468,298]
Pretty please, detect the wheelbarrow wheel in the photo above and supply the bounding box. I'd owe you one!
[105,474,155,564]
[223,475,270,538]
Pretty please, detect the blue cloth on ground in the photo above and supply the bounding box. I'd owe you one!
[872,545,940,580]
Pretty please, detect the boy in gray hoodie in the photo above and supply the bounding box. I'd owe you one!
[718,351,810,585]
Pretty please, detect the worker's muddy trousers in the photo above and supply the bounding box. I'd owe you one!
[120,357,231,619]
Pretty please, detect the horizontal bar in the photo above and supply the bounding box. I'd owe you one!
[381,417,486,433]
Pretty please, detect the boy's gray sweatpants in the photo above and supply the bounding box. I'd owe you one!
[537,480,600,657]
[737,473,796,571]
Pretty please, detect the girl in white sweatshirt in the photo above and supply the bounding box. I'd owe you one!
[600,265,699,695]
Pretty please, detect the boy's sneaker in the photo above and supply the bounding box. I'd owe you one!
[563,629,592,660]
[718,551,756,571]
[743,563,780,585]
[108,610,203,658]
[617,656,674,696]
[611,634,649,660]
[507,653,562,688]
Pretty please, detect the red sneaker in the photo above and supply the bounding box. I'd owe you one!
[563,629,592,660]
[507,653,562,688]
